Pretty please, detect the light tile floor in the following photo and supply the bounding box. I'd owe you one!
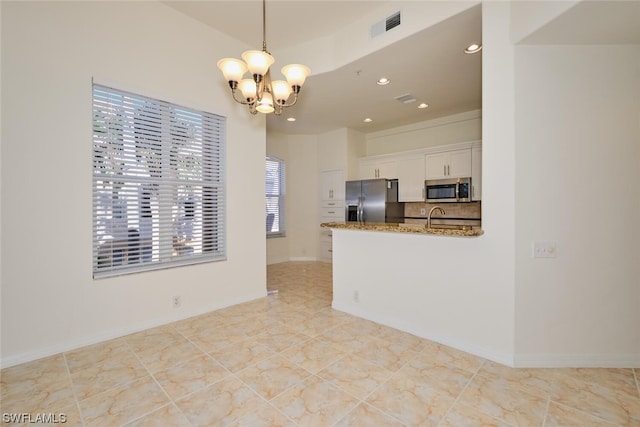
[1,261,639,426]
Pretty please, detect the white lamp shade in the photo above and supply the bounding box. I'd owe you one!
[271,80,292,102]
[238,79,257,100]
[241,50,275,76]
[281,64,311,87]
[256,92,275,114]
[217,58,247,82]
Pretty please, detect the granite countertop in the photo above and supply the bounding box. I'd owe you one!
[320,222,484,237]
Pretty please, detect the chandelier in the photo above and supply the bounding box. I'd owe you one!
[216,0,311,115]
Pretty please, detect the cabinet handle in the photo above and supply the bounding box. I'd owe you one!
[443,165,446,176]
[327,211,335,214]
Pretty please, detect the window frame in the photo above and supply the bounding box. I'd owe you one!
[265,156,285,238]
[92,83,226,278]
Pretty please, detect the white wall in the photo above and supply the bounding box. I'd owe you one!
[514,44,640,366]
[1,1,267,367]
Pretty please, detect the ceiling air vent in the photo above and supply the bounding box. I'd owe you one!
[371,10,402,38]
[394,93,417,104]
[386,11,401,31]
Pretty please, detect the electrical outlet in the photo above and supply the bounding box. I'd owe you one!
[353,290,360,303]
[533,242,557,258]
[172,295,181,308]
[420,208,426,216]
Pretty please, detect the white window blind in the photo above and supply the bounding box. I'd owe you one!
[92,84,226,278]
[265,156,285,237]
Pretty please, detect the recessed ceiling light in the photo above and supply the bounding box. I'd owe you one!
[418,103,429,109]
[376,77,390,86]
[286,117,296,122]
[364,118,373,123]
[464,43,482,54]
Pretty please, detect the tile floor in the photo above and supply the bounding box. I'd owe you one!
[1,261,639,426]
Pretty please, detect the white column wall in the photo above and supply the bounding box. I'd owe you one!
[513,44,640,366]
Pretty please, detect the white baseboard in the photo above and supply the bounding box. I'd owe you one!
[0,291,267,369]
[267,256,320,265]
[513,353,640,368]
[288,256,318,262]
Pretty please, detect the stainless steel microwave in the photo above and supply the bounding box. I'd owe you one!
[425,177,472,203]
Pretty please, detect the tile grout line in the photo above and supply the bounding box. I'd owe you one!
[540,396,551,427]
[62,352,88,427]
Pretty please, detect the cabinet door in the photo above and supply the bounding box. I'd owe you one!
[425,153,449,180]
[330,169,345,201]
[320,169,345,201]
[320,171,334,201]
[448,149,472,178]
[397,156,426,202]
[359,160,378,179]
[376,159,398,179]
[425,149,472,179]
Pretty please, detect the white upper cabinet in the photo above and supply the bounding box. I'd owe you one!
[357,141,481,202]
[425,148,472,180]
[320,169,345,202]
[359,158,398,179]
[396,155,426,202]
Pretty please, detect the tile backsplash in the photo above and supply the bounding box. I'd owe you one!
[404,201,481,227]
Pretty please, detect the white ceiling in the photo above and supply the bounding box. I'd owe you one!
[163,0,483,134]
[163,0,639,135]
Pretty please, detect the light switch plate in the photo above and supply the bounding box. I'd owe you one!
[533,241,557,258]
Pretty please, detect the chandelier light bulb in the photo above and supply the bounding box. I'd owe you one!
[256,92,275,114]
[238,79,257,101]
[217,58,247,83]
[281,64,311,88]
[242,50,275,77]
[272,80,292,103]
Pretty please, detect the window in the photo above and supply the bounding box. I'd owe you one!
[265,156,285,237]
[92,84,226,278]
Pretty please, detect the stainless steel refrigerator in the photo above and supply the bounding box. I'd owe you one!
[345,178,405,224]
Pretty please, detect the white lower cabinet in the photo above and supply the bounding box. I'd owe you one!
[319,228,334,263]
[318,200,344,263]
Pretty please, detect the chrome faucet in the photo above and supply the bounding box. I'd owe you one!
[427,206,446,229]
